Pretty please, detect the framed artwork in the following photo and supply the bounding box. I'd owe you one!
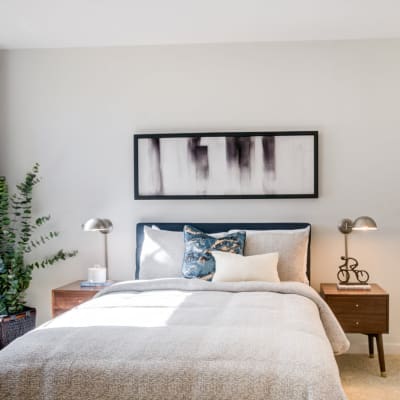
[134,131,318,199]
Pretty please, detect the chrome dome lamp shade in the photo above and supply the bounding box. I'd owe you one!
[352,216,378,231]
[82,218,113,280]
[337,216,377,285]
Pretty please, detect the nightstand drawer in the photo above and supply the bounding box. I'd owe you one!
[327,296,386,315]
[326,296,388,333]
[335,313,388,333]
[52,290,97,317]
[52,281,116,318]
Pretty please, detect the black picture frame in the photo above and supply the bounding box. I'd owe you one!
[133,131,318,200]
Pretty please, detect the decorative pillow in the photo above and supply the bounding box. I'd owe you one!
[139,226,184,279]
[182,225,246,279]
[229,227,310,283]
[138,226,230,279]
[212,251,280,283]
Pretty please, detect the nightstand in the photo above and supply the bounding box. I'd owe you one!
[320,283,389,377]
[52,281,108,317]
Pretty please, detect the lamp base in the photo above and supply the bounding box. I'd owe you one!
[337,283,371,290]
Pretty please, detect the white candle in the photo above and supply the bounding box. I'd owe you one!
[88,265,107,283]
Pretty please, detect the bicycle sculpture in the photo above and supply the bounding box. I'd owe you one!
[337,256,370,284]
[337,217,375,285]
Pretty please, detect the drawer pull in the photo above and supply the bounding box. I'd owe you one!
[355,321,359,326]
[355,304,359,308]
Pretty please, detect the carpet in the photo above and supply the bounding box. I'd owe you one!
[337,354,400,400]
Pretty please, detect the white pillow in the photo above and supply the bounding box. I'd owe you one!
[139,226,184,279]
[139,226,229,279]
[212,251,280,283]
[229,227,310,283]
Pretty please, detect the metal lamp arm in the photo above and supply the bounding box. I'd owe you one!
[103,233,109,280]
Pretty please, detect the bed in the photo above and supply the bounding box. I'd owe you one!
[0,222,349,400]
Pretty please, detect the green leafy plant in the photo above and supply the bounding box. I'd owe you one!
[0,163,77,316]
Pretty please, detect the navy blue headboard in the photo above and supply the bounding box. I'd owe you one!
[136,222,311,281]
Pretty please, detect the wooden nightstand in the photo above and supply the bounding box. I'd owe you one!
[321,283,389,377]
[52,281,106,317]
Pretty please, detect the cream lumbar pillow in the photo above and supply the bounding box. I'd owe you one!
[211,251,280,283]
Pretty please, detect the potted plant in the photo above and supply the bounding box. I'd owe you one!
[0,163,77,348]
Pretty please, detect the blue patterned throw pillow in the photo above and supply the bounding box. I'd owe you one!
[182,225,246,279]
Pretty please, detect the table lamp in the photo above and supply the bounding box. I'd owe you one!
[337,216,377,284]
[82,218,113,280]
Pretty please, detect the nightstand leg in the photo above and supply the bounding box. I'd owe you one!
[375,334,387,377]
[368,334,374,358]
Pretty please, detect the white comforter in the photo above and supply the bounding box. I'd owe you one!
[0,279,349,400]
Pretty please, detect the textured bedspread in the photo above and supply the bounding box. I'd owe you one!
[0,279,349,400]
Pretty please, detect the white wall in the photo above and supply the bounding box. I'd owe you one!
[1,40,400,353]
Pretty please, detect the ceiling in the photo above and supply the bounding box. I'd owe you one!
[1,0,400,49]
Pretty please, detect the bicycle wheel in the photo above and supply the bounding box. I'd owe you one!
[355,270,369,284]
[337,269,350,283]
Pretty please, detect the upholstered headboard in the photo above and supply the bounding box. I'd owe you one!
[135,222,312,281]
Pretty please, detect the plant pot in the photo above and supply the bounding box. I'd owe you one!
[0,307,36,349]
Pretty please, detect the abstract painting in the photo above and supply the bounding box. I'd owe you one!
[134,132,318,199]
